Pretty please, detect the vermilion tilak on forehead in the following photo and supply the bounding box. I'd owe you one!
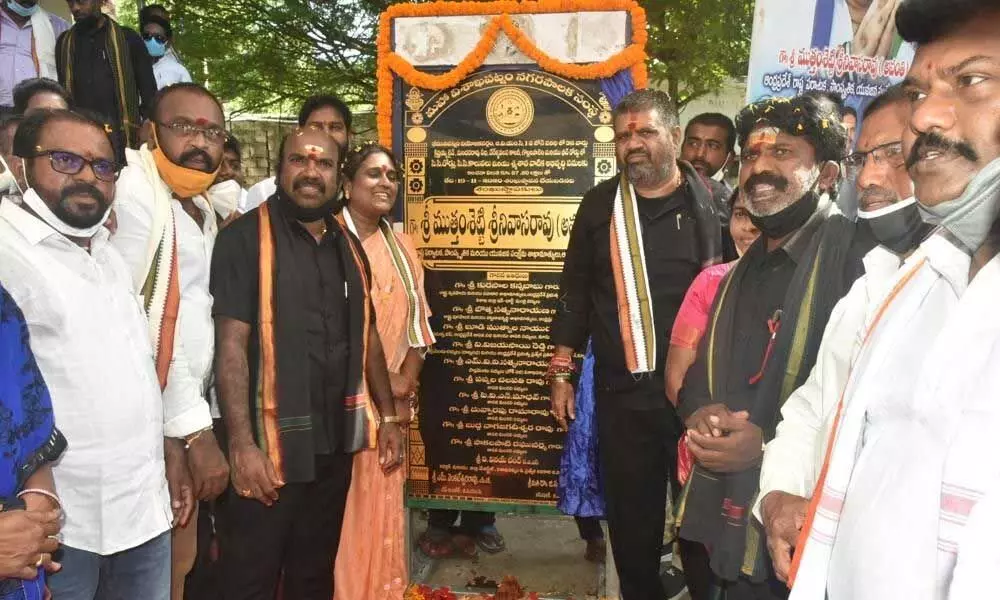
[747,127,779,150]
[304,144,325,158]
[194,117,208,126]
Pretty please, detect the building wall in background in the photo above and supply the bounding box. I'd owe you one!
[40,0,71,20]
[677,77,748,130]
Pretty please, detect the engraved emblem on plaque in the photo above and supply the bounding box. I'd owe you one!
[485,87,535,137]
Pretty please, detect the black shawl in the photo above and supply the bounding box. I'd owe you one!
[678,204,871,582]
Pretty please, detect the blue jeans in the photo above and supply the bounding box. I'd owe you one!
[47,531,170,600]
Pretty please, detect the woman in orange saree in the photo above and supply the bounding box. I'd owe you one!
[334,144,434,599]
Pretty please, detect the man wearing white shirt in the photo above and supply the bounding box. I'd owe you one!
[208,134,247,222]
[754,84,930,583]
[787,2,1000,597]
[0,0,68,112]
[113,81,229,600]
[242,94,352,212]
[0,108,202,599]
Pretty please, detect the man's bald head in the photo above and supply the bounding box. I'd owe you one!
[276,128,341,211]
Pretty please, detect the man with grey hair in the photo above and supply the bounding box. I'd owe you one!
[549,89,722,599]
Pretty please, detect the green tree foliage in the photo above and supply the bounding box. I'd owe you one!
[126,0,400,116]
[644,0,754,109]
[127,0,753,115]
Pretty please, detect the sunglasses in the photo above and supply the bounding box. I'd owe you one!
[142,33,168,43]
[31,150,120,182]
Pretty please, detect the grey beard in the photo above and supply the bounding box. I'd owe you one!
[626,162,670,188]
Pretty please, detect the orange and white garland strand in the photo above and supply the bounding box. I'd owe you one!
[376,0,649,146]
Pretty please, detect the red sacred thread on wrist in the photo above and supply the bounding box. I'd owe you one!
[545,355,577,385]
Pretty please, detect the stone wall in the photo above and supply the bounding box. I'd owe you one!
[226,119,297,187]
[227,112,376,187]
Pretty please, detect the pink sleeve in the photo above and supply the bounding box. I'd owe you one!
[669,262,733,350]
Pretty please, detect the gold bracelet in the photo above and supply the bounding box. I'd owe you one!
[550,373,572,382]
[381,415,405,425]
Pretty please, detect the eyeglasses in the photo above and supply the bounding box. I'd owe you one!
[31,149,119,182]
[157,121,227,144]
[142,33,168,43]
[844,141,905,173]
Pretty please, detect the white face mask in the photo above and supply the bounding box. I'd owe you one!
[20,187,112,239]
[20,157,112,238]
[207,179,242,219]
[0,155,22,196]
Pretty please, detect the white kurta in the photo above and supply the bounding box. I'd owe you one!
[112,161,216,434]
[790,233,1000,599]
[0,201,173,554]
[753,245,903,522]
[242,176,276,212]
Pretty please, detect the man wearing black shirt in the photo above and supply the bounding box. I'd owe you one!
[211,128,403,599]
[56,0,156,162]
[549,89,722,600]
[676,95,872,600]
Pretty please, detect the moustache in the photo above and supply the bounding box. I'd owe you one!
[626,149,650,161]
[179,148,216,173]
[60,182,108,208]
[743,172,788,195]
[905,131,979,170]
[858,185,899,209]
[293,176,326,194]
[690,159,712,172]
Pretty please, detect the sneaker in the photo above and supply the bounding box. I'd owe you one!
[475,525,506,554]
[660,563,688,600]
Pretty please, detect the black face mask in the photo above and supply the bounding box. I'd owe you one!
[858,199,931,255]
[748,190,820,240]
[275,185,336,223]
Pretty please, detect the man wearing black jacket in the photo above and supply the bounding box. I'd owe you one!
[549,89,722,600]
[56,0,156,163]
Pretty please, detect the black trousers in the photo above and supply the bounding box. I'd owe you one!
[597,396,679,600]
[218,452,353,600]
[575,516,604,541]
[426,509,495,535]
[679,537,788,600]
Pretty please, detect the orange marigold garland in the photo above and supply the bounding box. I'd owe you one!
[376,0,648,146]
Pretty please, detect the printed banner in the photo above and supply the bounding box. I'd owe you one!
[746,0,914,127]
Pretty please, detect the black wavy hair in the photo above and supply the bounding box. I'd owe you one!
[297,95,352,131]
[896,0,994,45]
[736,95,847,163]
[13,109,111,161]
[686,112,737,154]
[12,78,70,115]
[342,142,400,182]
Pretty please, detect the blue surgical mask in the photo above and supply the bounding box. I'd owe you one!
[6,0,39,18]
[145,38,167,58]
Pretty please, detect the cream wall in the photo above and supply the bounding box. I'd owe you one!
[39,0,71,20]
